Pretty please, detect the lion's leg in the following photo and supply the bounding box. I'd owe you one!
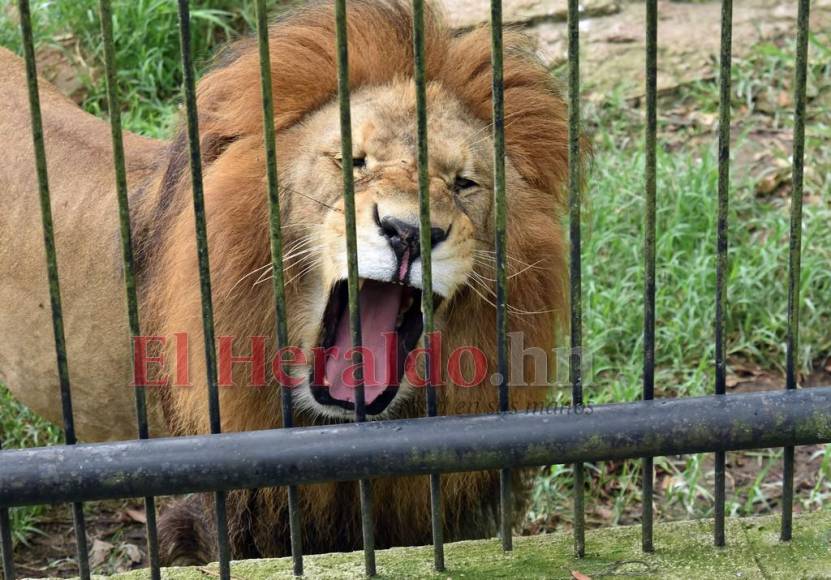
[371,470,530,546]
[246,483,364,557]
[158,494,218,566]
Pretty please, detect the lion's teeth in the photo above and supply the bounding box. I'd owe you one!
[358,279,365,291]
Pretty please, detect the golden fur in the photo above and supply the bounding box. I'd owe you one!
[0,0,573,563]
[0,47,165,442]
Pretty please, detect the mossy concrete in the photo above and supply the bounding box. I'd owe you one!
[88,511,830,579]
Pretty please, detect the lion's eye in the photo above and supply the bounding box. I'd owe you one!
[454,176,478,191]
[332,153,366,170]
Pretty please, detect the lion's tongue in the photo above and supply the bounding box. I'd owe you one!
[325,281,403,405]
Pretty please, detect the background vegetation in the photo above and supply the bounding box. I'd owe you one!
[0,0,829,574]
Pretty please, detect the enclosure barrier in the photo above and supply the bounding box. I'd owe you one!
[0,0,818,579]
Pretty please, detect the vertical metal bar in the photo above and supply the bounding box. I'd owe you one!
[641,0,658,555]
[17,1,90,577]
[567,0,585,560]
[0,437,14,580]
[175,1,231,577]
[333,1,376,575]
[0,505,13,580]
[782,0,811,543]
[412,0,445,571]
[714,0,733,548]
[489,0,512,553]
[97,1,161,576]
[254,0,304,573]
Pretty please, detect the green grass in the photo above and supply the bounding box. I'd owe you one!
[0,0,300,137]
[1,0,830,554]
[0,386,60,545]
[574,138,830,405]
[533,29,831,530]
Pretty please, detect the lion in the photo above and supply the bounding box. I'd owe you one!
[0,0,570,565]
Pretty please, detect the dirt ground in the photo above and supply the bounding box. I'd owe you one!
[11,499,155,578]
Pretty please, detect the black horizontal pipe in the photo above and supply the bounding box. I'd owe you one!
[1,388,830,507]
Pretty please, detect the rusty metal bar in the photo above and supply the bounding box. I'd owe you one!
[642,0,658,555]
[97,0,161,575]
[253,0,304,573]
[175,1,231,576]
[567,0,585,559]
[333,0,377,574]
[714,0,733,548]
[782,0,812,543]
[0,439,13,580]
[17,0,90,576]
[489,0,513,554]
[412,0,445,571]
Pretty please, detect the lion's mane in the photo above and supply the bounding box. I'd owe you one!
[135,0,572,562]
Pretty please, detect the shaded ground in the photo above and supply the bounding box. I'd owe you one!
[10,500,159,578]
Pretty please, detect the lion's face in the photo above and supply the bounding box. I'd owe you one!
[278,81,505,420]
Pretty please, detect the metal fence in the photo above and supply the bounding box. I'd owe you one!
[0,0,823,579]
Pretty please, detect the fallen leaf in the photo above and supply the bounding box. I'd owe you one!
[89,539,114,568]
[593,505,613,520]
[690,111,717,127]
[120,543,143,564]
[120,507,147,524]
[726,375,743,388]
[572,571,592,580]
[756,169,790,195]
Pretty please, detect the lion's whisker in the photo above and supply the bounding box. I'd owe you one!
[473,250,539,271]
[472,258,543,280]
[253,267,276,287]
[463,280,498,310]
[283,257,324,286]
[227,241,324,296]
[282,244,321,264]
[227,262,275,297]
[459,111,525,150]
[279,186,343,214]
[507,305,558,316]
[466,273,557,316]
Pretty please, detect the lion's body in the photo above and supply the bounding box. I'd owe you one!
[0,46,167,442]
[0,0,572,564]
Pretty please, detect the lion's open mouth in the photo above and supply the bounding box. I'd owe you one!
[311,279,436,415]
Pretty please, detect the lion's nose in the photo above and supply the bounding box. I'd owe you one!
[378,215,448,258]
